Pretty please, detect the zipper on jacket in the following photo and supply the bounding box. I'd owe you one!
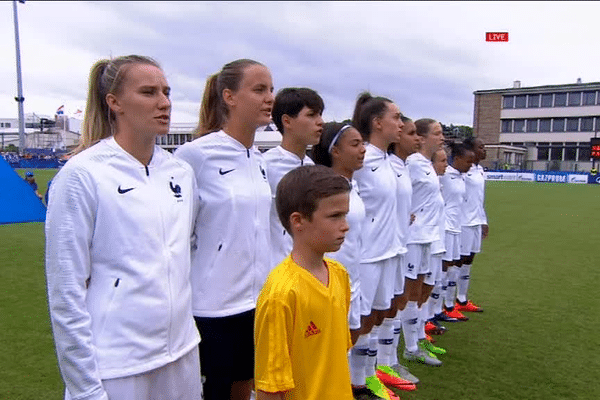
[249,150,258,301]
[149,166,173,357]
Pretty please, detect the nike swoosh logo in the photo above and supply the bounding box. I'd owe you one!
[219,168,235,175]
[397,174,402,177]
[371,167,379,172]
[451,177,457,179]
[118,186,134,194]
[426,171,431,175]
[467,174,473,176]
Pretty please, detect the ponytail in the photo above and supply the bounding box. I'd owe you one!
[76,55,161,154]
[195,58,264,137]
[351,91,392,142]
[196,73,223,137]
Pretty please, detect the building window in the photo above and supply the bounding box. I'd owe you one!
[552,118,565,132]
[554,93,567,107]
[550,145,563,161]
[503,96,514,109]
[537,143,549,161]
[564,143,577,161]
[539,118,551,132]
[514,95,527,108]
[527,94,540,108]
[578,143,590,161]
[514,119,525,132]
[568,92,581,106]
[541,93,553,107]
[583,91,596,106]
[566,117,579,132]
[581,117,594,131]
[512,142,524,146]
[501,120,512,133]
[526,119,538,132]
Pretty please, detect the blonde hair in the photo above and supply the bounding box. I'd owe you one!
[195,59,264,137]
[75,55,161,153]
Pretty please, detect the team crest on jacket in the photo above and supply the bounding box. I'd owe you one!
[169,178,182,200]
[304,321,321,338]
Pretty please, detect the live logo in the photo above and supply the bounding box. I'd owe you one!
[486,32,509,42]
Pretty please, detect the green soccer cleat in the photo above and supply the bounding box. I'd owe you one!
[419,338,447,355]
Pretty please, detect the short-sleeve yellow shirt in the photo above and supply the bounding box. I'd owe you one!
[254,255,353,400]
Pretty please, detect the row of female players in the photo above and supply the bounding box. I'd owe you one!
[44,54,487,400]
[292,97,488,399]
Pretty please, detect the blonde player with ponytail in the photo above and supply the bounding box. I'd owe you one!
[46,55,202,400]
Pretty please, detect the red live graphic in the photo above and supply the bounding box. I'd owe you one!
[486,32,509,42]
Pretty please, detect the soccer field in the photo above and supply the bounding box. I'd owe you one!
[1,174,599,399]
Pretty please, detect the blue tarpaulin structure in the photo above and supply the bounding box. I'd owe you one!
[0,156,46,224]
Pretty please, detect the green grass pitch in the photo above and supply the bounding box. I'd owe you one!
[1,170,599,399]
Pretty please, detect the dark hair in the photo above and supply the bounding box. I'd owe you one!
[311,121,351,167]
[388,116,413,154]
[414,118,437,137]
[463,137,483,151]
[448,142,473,159]
[352,92,392,142]
[272,87,324,134]
[196,59,264,136]
[276,164,351,235]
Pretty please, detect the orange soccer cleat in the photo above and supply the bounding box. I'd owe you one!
[455,300,483,313]
[444,308,469,321]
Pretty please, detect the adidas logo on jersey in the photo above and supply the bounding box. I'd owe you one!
[304,321,321,338]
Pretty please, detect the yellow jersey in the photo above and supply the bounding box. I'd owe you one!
[255,255,353,400]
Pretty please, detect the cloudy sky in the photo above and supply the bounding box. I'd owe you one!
[1,1,599,127]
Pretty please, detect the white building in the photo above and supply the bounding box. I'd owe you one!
[473,80,600,171]
[156,122,282,153]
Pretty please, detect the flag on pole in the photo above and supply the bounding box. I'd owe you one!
[56,105,64,115]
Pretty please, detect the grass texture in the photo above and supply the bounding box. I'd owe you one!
[1,173,599,399]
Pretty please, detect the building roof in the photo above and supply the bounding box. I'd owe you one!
[474,81,600,95]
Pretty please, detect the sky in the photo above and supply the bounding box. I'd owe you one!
[1,1,600,127]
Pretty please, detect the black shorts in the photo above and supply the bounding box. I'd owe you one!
[194,309,255,399]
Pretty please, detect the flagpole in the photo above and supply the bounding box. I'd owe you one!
[13,0,26,156]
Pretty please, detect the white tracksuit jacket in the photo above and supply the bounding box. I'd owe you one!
[440,165,466,233]
[175,130,272,318]
[45,137,200,400]
[263,145,314,267]
[406,152,445,245]
[462,163,488,227]
[353,144,401,263]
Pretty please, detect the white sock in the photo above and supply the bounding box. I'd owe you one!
[430,283,443,318]
[401,301,419,352]
[457,264,471,303]
[418,305,427,340]
[440,271,448,314]
[350,334,369,386]
[366,327,379,377]
[445,266,459,309]
[392,312,402,365]
[377,318,395,366]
